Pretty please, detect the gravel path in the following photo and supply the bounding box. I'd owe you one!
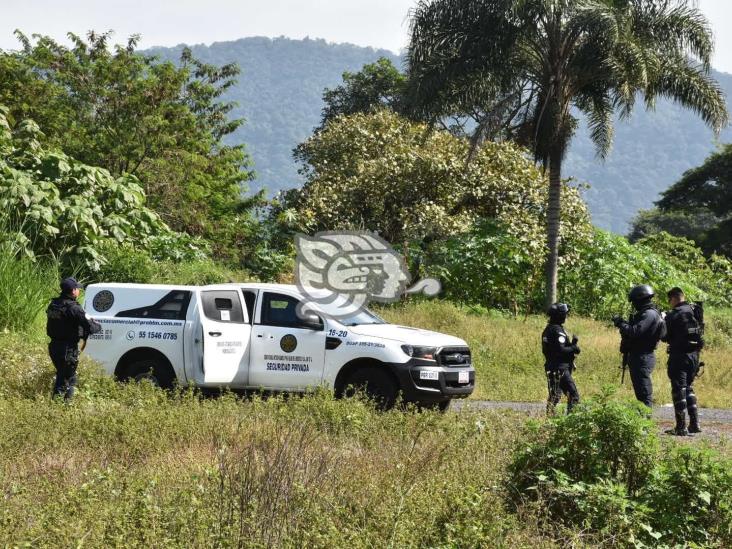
[455,400,732,422]
[454,400,732,441]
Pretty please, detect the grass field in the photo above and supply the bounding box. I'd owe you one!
[379,300,732,408]
[0,301,731,546]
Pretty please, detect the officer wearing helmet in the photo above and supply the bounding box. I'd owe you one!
[542,303,580,415]
[46,277,100,401]
[613,285,666,408]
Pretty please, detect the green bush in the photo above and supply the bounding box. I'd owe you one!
[428,219,543,314]
[560,229,708,318]
[642,446,732,547]
[509,395,659,500]
[508,396,732,546]
[90,241,156,284]
[0,106,199,270]
[638,231,732,306]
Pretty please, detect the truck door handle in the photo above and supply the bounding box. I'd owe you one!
[208,331,222,337]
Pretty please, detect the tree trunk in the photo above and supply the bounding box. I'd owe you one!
[545,154,562,310]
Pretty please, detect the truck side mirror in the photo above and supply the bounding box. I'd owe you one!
[299,312,323,331]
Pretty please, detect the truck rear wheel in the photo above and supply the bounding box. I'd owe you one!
[126,359,175,390]
[344,368,398,410]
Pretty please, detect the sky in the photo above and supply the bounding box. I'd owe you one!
[0,0,731,73]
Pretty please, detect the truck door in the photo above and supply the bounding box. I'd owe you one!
[249,291,326,390]
[198,289,251,386]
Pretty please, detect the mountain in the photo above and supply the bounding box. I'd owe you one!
[147,37,732,234]
[147,37,400,196]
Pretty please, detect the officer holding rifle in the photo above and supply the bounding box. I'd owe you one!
[612,285,666,409]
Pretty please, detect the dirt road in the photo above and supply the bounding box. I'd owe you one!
[455,400,732,441]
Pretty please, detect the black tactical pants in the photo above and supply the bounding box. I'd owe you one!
[49,341,79,401]
[546,367,580,415]
[628,352,655,408]
[668,352,700,427]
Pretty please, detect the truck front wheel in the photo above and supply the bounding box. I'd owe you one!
[125,359,175,390]
[344,368,398,410]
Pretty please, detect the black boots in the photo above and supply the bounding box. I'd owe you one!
[687,388,702,433]
[667,389,690,436]
[687,408,702,434]
[666,411,690,436]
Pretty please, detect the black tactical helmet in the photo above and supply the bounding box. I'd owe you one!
[548,302,570,324]
[628,284,654,303]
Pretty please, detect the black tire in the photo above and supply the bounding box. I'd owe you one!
[344,367,398,410]
[125,359,175,389]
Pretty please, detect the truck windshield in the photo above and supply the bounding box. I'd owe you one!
[339,307,387,326]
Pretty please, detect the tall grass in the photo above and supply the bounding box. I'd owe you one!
[0,244,57,332]
[378,300,732,408]
[0,386,542,547]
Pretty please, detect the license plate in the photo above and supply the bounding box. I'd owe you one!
[458,371,470,384]
[419,370,439,381]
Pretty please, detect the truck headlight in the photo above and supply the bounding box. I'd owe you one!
[401,345,437,360]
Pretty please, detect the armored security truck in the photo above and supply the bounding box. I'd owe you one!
[83,283,475,408]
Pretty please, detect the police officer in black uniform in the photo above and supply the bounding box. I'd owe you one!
[542,303,581,415]
[613,285,665,408]
[46,277,98,401]
[662,287,703,436]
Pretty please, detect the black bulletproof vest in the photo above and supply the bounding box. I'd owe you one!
[666,302,703,354]
[46,296,81,342]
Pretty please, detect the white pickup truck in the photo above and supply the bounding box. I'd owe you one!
[83,283,475,408]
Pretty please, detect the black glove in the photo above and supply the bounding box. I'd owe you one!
[612,315,624,328]
[571,335,580,354]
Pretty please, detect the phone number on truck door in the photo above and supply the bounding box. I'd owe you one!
[137,331,178,340]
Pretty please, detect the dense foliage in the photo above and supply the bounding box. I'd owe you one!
[510,396,732,547]
[628,207,720,244]
[319,57,406,129]
[288,109,591,260]
[0,106,198,269]
[0,31,263,265]
[429,225,731,317]
[560,230,714,318]
[629,144,732,256]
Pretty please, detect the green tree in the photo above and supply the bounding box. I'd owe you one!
[408,0,729,307]
[628,207,719,244]
[0,30,262,263]
[290,110,591,274]
[656,143,732,255]
[0,105,196,269]
[320,57,407,129]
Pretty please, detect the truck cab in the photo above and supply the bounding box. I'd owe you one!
[84,283,475,408]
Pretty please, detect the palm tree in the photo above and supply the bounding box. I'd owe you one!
[407,0,729,308]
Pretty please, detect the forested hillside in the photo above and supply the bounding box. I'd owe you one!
[147,37,400,200]
[148,36,731,233]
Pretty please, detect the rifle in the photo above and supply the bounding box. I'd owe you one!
[621,351,628,384]
[613,310,632,385]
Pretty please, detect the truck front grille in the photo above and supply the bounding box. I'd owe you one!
[436,346,471,367]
